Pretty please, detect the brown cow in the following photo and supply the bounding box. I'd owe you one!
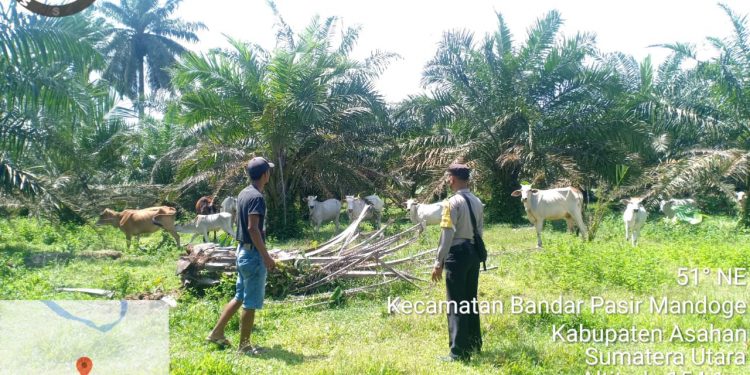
[96,206,180,249]
[195,196,217,215]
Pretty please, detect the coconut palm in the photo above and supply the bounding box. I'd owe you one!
[98,0,205,117]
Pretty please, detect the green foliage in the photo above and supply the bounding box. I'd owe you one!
[97,0,206,115]
[170,7,399,238]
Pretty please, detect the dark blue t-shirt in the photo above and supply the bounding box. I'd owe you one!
[236,184,266,246]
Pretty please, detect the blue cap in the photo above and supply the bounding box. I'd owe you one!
[247,157,275,179]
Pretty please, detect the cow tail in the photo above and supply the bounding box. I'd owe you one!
[152,209,176,227]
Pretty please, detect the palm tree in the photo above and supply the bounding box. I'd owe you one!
[397,11,639,223]
[98,0,205,117]
[1,2,103,197]
[169,8,397,238]
[648,3,750,224]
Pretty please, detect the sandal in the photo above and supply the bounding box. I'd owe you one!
[205,336,232,347]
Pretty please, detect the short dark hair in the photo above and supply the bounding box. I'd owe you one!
[249,168,268,181]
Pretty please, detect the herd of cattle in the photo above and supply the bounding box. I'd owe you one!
[94,185,748,250]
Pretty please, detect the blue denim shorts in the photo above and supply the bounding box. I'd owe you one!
[234,244,267,309]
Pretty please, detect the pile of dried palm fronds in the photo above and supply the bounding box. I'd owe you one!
[176,206,434,297]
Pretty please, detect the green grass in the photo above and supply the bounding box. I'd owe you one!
[2,214,750,374]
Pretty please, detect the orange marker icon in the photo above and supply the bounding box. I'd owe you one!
[76,357,93,375]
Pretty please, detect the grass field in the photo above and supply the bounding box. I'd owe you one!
[2,213,749,374]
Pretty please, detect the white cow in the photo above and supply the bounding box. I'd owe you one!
[622,197,648,247]
[220,196,238,230]
[737,191,746,209]
[405,198,442,230]
[345,194,385,228]
[175,212,235,244]
[511,184,588,248]
[659,198,696,219]
[304,196,342,233]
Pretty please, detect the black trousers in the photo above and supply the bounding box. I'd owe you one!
[445,242,482,359]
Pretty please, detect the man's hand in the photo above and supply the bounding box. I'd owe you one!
[263,255,276,271]
[431,265,443,283]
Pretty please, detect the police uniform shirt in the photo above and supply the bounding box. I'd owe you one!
[434,188,484,268]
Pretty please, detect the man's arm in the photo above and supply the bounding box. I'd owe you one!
[248,214,275,270]
[432,199,457,282]
[434,227,455,268]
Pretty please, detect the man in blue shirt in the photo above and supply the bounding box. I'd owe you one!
[206,157,277,355]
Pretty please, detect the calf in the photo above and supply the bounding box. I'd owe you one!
[658,198,696,219]
[511,184,588,248]
[345,194,385,228]
[405,198,442,231]
[96,206,180,249]
[622,197,648,246]
[304,196,342,233]
[221,196,238,230]
[175,212,235,244]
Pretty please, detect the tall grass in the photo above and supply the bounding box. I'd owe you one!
[2,214,749,373]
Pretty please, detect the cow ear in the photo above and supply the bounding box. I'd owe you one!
[511,190,521,197]
[620,199,630,205]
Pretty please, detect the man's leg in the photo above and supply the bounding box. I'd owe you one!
[238,308,256,349]
[208,298,242,339]
[445,246,471,359]
[466,252,482,353]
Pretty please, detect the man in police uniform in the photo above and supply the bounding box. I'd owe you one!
[431,163,484,361]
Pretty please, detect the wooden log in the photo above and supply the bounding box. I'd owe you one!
[55,288,114,298]
[339,271,400,277]
[176,258,192,275]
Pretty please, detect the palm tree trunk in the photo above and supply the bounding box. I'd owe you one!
[528,119,534,154]
[138,55,145,119]
[278,149,288,227]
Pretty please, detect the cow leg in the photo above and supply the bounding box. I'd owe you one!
[632,229,639,247]
[624,222,630,242]
[125,234,132,250]
[535,219,544,248]
[573,211,588,241]
[565,215,575,233]
[168,230,180,248]
[335,214,340,232]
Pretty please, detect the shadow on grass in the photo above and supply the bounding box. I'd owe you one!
[472,342,542,368]
[253,345,325,364]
